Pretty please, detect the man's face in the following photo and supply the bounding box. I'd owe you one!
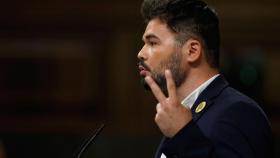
[137,18,186,96]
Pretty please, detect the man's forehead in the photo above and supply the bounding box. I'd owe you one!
[144,19,165,33]
[143,18,175,40]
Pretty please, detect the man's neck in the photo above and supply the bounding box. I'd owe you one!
[176,68,219,102]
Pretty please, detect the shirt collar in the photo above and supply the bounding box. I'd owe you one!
[181,74,220,109]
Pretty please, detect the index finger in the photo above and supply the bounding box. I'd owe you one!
[165,69,177,98]
[145,76,166,102]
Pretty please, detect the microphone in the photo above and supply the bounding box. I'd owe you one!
[74,123,105,158]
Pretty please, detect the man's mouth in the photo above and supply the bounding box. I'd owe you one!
[139,65,147,77]
[138,62,151,77]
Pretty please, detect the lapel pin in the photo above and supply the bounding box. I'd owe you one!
[195,101,206,113]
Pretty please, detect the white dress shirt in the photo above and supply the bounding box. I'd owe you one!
[181,74,219,108]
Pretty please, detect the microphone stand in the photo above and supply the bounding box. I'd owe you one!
[74,123,105,158]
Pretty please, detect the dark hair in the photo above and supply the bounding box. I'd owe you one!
[141,0,220,68]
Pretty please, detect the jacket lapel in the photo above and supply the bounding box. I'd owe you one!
[191,75,229,121]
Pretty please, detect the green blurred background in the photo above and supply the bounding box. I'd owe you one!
[0,0,279,157]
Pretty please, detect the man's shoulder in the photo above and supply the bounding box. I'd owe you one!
[199,75,268,120]
[219,86,256,103]
[215,86,268,120]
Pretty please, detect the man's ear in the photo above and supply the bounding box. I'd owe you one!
[182,39,202,63]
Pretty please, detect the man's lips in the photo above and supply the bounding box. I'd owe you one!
[139,65,148,77]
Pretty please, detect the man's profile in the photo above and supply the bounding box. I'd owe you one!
[137,0,272,157]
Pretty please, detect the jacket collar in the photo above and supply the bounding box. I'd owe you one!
[190,75,229,121]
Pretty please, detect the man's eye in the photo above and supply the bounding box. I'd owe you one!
[149,41,157,46]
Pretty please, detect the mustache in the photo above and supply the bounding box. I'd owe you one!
[138,61,151,71]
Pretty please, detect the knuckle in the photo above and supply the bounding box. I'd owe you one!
[156,103,161,112]
[154,114,160,123]
[161,104,169,112]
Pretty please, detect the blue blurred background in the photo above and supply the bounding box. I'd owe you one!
[0,0,279,157]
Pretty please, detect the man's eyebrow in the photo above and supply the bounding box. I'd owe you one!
[142,34,160,41]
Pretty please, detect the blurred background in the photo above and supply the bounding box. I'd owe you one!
[0,0,279,157]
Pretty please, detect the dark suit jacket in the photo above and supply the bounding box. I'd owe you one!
[155,75,272,158]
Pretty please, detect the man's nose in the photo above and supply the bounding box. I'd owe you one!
[137,46,147,61]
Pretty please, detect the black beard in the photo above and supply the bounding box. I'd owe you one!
[141,74,168,97]
[153,73,169,97]
[141,68,186,98]
[141,77,151,91]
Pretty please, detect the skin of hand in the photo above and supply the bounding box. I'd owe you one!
[145,69,193,138]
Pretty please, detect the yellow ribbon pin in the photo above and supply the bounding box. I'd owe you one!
[195,101,206,113]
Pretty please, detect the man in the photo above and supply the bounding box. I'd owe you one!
[137,0,272,158]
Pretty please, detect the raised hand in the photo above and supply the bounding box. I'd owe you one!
[145,69,193,138]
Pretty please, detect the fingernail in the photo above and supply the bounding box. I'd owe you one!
[145,76,150,82]
[165,69,170,75]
